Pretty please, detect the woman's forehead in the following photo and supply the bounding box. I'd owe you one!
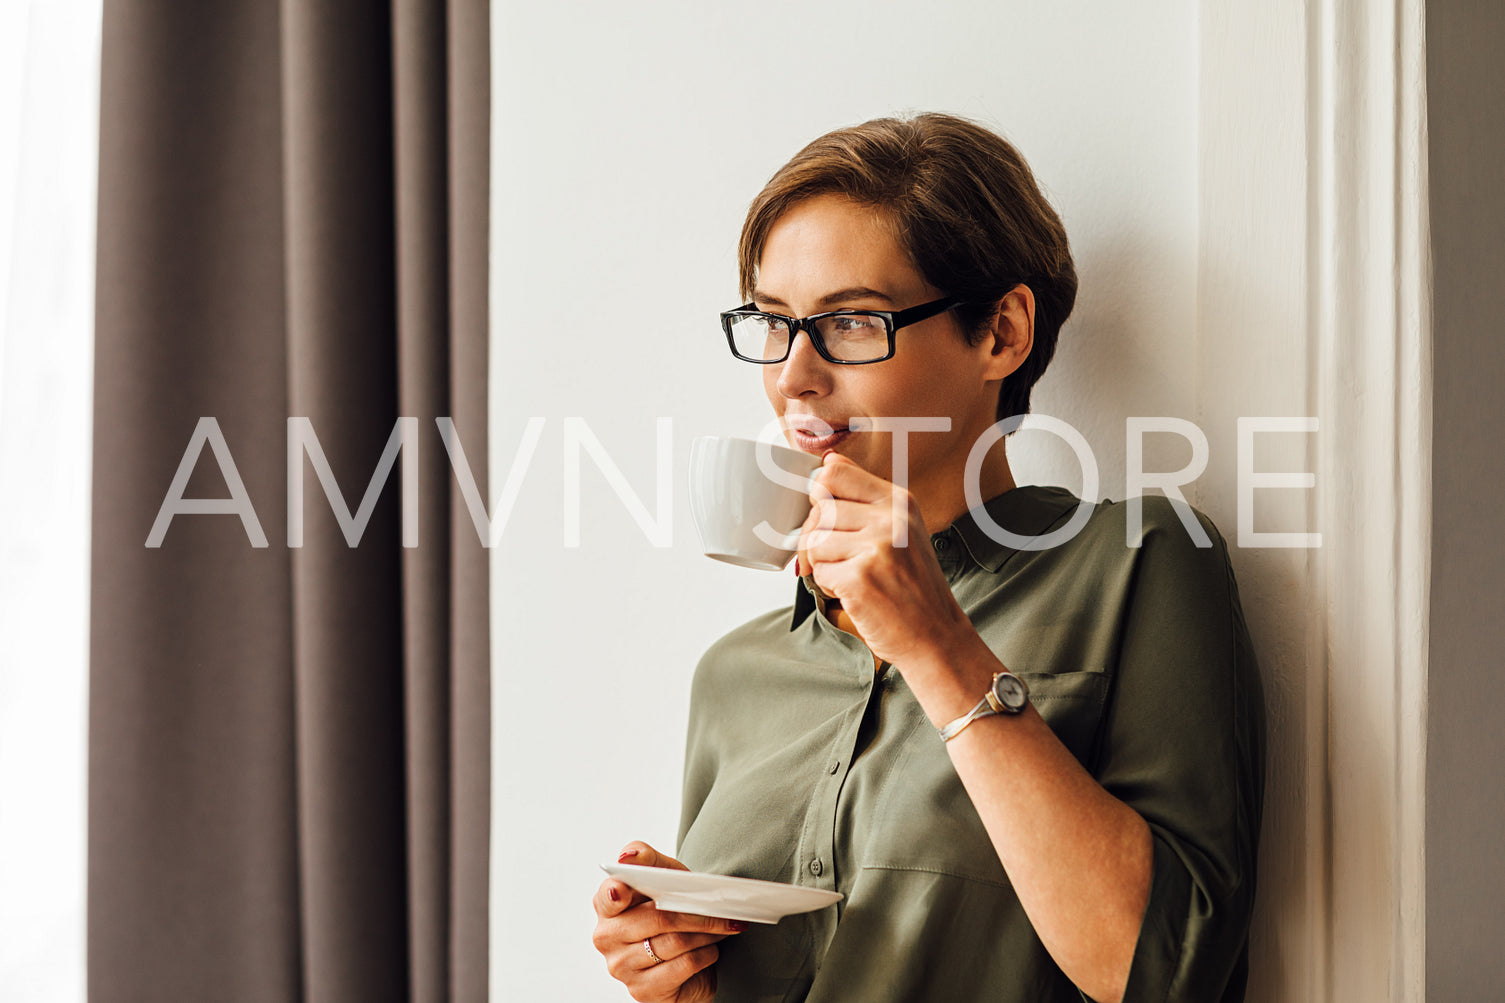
[756,195,930,305]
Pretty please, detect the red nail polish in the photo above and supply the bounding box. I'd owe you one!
[618,849,639,862]
[608,887,620,903]
[729,921,749,932]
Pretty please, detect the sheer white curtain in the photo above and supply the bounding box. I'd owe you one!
[0,1,100,999]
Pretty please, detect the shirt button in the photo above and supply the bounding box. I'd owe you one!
[826,760,840,775]
[809,858,824,876]
[933,537,950,553]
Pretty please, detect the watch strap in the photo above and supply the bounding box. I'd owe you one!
[937,671,1029,742]
[937,694,997,743]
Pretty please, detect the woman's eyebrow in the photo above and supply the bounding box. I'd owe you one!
[752,286,896,308]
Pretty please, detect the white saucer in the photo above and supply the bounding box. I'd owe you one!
[600,863,843,924]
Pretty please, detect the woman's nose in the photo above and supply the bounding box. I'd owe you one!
[774,327,833,398]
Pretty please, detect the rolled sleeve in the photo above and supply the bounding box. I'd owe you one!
[1093,505,1266,1002]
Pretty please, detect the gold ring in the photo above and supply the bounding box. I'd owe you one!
[643,937,663,965]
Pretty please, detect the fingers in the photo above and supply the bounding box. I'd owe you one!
[798,499,891,567]
[633,943,721,1000]
[592,842,741,1001]
[810,452,891,504]
[595,841,686,920]
[800,454,908,552]
[616,904,749,945]
[796,482,863,554]
[594,901,744,998]
[594,877,645,918]
[806,498,880,534]
[640,929,732,967]
[616,840,689,872]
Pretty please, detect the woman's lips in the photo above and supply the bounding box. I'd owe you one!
[788,425,852,453]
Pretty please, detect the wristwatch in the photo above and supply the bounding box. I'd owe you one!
[937,671,1030,742]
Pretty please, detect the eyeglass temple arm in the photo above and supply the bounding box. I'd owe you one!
[892,295,963,327]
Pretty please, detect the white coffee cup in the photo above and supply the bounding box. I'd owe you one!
[688,435,824,571]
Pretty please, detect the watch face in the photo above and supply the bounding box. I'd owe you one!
[992,673,1029,713]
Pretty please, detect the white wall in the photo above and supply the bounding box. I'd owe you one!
[489,3,1207,999]
[0,2,100,1001]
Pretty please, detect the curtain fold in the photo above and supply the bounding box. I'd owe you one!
[88,1,489,1000]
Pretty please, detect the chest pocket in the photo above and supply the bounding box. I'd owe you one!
[1016,669,1110,768]
[856,669,1109,886]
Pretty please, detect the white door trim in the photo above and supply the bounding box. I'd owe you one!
[1310,0,1430,998]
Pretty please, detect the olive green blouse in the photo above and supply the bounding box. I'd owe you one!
[676,486,1265,1003]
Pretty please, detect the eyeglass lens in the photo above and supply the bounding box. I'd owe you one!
[728,313,890,362]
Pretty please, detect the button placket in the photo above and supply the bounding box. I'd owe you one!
[931,531,968,582]
[800,668,877,900]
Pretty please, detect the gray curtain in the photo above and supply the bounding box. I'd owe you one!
[88,1,489,1000]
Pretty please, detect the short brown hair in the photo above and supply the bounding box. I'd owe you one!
[738,112,1077,420]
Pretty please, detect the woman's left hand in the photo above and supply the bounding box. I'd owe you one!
[794,452,972,667]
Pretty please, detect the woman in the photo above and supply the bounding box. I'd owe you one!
[591,113,1265,1003]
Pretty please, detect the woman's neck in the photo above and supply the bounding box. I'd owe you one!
[914,442,1017,534]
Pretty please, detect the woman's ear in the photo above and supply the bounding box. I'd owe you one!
[982,284,1035,381]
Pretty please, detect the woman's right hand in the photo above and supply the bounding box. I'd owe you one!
[592,840,747,1002]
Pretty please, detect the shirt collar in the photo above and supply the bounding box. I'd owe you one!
[789,484,1085,631]
[791,573,819,630]
[951,484,1085,573]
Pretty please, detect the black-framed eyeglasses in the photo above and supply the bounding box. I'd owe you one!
[719,295,962,365]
